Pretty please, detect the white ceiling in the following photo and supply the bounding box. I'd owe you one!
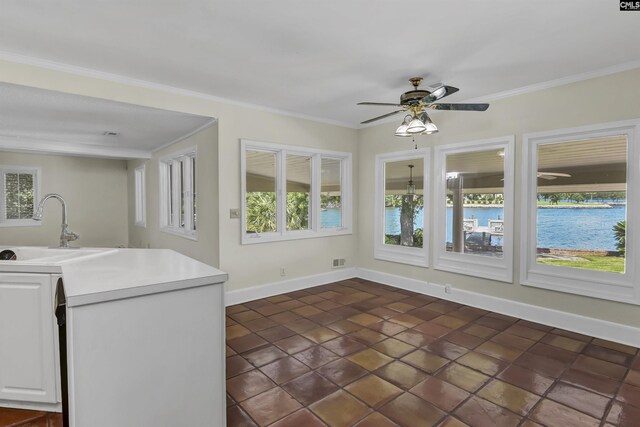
[0,83,214,159]
[1,1,639,129]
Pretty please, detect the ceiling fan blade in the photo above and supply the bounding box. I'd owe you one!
[360,110,405,124]
[430,103,490,111]
[422,85,460,103]
[539,172,571,177]
[537,175,557,181]
[538,172,571,179]
[357,102,404,107]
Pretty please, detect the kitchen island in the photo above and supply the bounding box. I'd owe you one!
[0,247,227,427]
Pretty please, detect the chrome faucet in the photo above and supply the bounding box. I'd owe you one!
[33,193,80,248]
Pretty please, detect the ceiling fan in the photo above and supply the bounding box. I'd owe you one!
[537,172,572,180]
[357,77,489,137]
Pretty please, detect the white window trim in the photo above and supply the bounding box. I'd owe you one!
[521,120,639,305]
[0,165,41,227]
[433,136,515,282]
[134,164,146,227]
[159,147,197,240]
[374,149,430,267]
[241,139,352,244]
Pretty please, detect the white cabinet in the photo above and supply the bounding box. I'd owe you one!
[0,273,59,404]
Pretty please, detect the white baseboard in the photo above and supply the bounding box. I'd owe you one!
[356,268,640,348]
[225,268,357,306]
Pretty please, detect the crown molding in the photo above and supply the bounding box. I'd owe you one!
[0,51,357,129]
[151,118,218,154]
[0,135,152,159]
[466,60,640,104]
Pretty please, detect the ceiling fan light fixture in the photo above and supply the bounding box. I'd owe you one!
[394,115,412,137]
[423,114,438,133]
[407,117,426,134]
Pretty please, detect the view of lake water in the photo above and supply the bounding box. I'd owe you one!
[383,205,626,251]
[320,208,342,228]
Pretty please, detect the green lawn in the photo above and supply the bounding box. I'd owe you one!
[537,255,625,273]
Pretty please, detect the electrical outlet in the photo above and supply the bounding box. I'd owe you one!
[230,208,241,219]
[444,284,452,294]
[280,267,286,277]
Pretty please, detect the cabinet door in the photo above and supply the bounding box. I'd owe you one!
[0,274,57,403]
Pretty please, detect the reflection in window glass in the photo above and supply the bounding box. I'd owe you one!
[321,158,342,228]
[246,150,277,233]
[286,155,311,230]
[535,136,627,273]
[384,159,424,248]
[445,149,505,258]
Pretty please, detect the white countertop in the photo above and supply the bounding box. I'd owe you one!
[0,247,227,307]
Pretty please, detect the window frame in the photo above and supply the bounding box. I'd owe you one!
[374,149,430,267]
[521,120,639,304]
[158,147,197,240]
[433,136,515,282]
[241,139,352,244]
[134,164,146,227]
[0,165,41,227]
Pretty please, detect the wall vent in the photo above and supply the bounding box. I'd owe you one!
[332,258,346,269]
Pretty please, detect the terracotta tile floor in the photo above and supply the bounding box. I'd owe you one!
[0,408,61,427]
[226,278,640,427]
[4,278,639,427]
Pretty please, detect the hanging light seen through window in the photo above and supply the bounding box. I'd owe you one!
[407,164,416,195]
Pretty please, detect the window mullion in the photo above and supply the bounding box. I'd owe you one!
[183,157,193,232]
[172,159,180,229]
[277,150,286,236]
[312,155,321,232]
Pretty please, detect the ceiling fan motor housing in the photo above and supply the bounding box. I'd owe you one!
[400,89,431,106]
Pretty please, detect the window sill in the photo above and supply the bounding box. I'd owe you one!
[374,245,428,267]
[434,251,513,283]
[522,265,637,305]
[160,227,198,241]
[242,228,351,245]
[0,220,42,227]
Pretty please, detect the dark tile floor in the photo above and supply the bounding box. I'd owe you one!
[226,278,640,427]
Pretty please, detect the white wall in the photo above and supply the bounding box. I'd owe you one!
[127,123,220,267]
[0,59,359,292]
[0,151,128,248]
[357,68,640,328]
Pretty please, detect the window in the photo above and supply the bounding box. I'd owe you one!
[434,136,515,282]
[0,166,40,227]
[134,164,146,227]
[241,140,352,244]
[522,121,638,304]
[159,148,197,239]
[374,149,430,267]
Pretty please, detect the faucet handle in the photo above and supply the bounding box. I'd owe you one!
[65,230,80,241]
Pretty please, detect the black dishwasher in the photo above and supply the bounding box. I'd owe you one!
[55,278,70,427]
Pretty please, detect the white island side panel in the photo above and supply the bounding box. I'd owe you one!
[67,282,226,427]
